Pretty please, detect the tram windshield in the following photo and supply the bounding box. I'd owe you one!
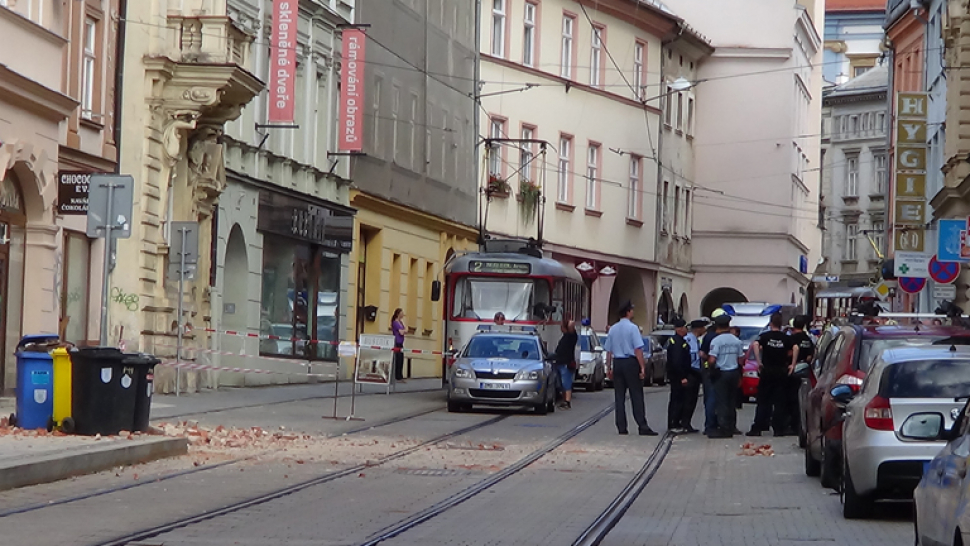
[451,277,551,321]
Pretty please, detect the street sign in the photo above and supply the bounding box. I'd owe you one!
[86,174,133,239]
[899,277,927,294]
[938,219,968,262]
[57,172,92,215]
[166,222,199,281]
[896,228,925,252]
[929,256,961,284]
[895,200,926,226]
[894,251,930,278]
[874,281,893,300]
[934,284,957,300]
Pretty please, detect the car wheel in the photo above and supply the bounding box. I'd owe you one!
[447,399,462,413]
[842,457,873,519]
[821,437,840,490]
[798,417,807,449]
[534,401,549,415]
[644,365,654,387]
[656,370,667,387]
[804,443,821,477]
[547,396,556,413]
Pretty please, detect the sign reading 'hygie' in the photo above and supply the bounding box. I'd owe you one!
[57,171,93,215]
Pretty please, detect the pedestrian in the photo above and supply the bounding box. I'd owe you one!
[665,319,693,432]
[554,314,578,410]
[604,301,658,436]
[707,314,745,438]
[698,312,724,436]
[680,320,706,433]
[788,315,816,436]
[391,308,407,383]
[745,313,792,437]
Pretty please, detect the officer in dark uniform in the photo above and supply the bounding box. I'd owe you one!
[666,319,693,432]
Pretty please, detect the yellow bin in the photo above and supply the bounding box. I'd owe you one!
[52,347,73,431]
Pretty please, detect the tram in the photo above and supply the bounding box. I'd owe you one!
[438,240,587,371]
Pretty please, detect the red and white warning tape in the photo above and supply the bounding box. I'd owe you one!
[151,342,337,368]
[180,328,448,356]
[156,359,336,378]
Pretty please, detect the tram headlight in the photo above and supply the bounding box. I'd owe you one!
[454,367,475,379]
[514,369,541,381]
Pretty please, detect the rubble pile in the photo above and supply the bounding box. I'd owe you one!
[156,421,317,450]
[738,442,775,457]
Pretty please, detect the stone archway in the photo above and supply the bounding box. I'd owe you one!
[611,267,648,326]
[220,224,249,386]
[701,287,747,318]
[678,293,689,320]
[657,290,675,325]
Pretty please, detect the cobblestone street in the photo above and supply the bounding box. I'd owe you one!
[0,386,918,545]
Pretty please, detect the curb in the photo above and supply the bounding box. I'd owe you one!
[0,436,188,492]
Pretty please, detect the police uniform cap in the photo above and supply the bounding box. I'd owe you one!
[713,314,732,326]
[618,300,635,315]
[689,319,708,329]
[671,318,687,328]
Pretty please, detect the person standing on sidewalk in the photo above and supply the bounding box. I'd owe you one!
[604,301,658,436]
[699,315,723,436]
[787,315,816,436]
[681,320,706,433]
[745,313,792,437]
[554,314,578,410]
[707,314,745,438]
[391,309,407,383]
[665,319,693,432]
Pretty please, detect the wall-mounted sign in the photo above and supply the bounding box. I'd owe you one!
[269,0,296,123]
[468,261,531,275]
[339,28,367,151]
[57,171,92,215]
[892,92,928,255]
[257,190,354,252]
[896,228,925,252]
[895,200,926,226]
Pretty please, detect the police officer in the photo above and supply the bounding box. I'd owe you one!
[604,301,659,436]
[682,320,707,433]
[707,314,745,438]
[666,319,693,432]
[698,310,726,435]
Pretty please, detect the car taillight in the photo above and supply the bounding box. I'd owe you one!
[836,374,864,392]
[863,395,893,431]
[446,337,456,367]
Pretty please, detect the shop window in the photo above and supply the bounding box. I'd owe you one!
[407,258,419,332]
[259,234,341,361]
[62,233,91,343]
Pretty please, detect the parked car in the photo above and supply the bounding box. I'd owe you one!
[576,327,606,391]
[798,329,837,448]
[447,330,557,414]
[802,325,970,489]
[838,345,970,519]
[645,331,671,386]
[914,396,970,545]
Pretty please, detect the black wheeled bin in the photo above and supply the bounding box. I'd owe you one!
[70,347,137,435]
[126,353,159,432]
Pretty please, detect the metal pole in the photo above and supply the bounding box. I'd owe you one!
[176,226,187,397]
[99,183,115,346]
[332,358,339,419]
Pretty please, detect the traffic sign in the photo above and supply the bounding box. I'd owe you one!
[894,251,930,278]
[899,277,927,294]
[934,284,957,300]
[929,256,961,284]
[86,174,133,239]
[938,219,968,262]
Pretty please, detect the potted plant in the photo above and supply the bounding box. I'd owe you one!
[518,179,541,223]
[487,175,511,197]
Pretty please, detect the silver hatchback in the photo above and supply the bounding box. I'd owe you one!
[838,345,970,519]
[447,332,556,414]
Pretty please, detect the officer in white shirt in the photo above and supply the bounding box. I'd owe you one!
[604,301,658,436]
[707,314,745,438]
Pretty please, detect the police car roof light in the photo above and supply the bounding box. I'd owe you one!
[760,304,783,316]
[722,305,736,316]
[475,324,538,334]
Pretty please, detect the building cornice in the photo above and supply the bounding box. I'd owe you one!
[481,55,663,115]
[710,47,792,60]
[0,64,77,121]
[58,145,116,172]
[351,190,479,238]
[0,6,68,47]
[693,230,811,254]
[577,0,678,39]
[540,240,661,272]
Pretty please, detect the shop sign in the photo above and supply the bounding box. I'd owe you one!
[269,0,296,123]
[257,191,354,251]
[339,28,367,151]
[57,171,91,215]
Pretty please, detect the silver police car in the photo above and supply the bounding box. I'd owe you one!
[447,329,557,414]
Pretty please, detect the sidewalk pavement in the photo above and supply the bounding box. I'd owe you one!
[0,377,446,493]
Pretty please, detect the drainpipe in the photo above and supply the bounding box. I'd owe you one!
[474,0,482,247]
[654,40,667,271]
[112,0,128,175]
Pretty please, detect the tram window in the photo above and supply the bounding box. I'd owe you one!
[451,277,552,321]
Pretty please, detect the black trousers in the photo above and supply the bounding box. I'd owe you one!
[668,371,700,429]
[787,373,805,434]
[613,358,649,433]
[751,372,788,434]
[393,345,405,380]
[713,369,741,434]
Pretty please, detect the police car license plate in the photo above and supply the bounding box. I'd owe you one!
[479,382,510,390]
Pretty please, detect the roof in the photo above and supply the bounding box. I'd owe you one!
[824,65,888,104]
[880,345,970,363]
[827,0,886,12]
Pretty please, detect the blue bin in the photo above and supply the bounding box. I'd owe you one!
[11,334,58,430]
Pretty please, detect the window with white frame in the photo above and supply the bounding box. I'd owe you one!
[372,76,382,154]
[558,136,572,202]
[676,92,684,131]
[440,108,449,178]
[871,221,885,257]
[586,144,599,209]
[629,158,642,219]
[391,85,401,162]
[684,189,691,238]
[81,17,98,120]
[850,115,859,135]
[409,94,419,168]
[687,95,695,136]
[520,126,535,183]
[660,179,668,228]
[876,112,885,132]
[845,223,858,260]
[673,186,681,234]
[633,42,645,101]
[664,83,673,126]
[523,2,536,67]
[560,15,574,79]
[488,118,504,177]
[590,27,602,87]
[491,0,506,58]
[845,154,859,197]
[873,152,887,194]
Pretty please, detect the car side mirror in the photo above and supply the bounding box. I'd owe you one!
[431,280,441,302]
[594,346,603,352]
[830,385,855,409]
[900,413,946,441]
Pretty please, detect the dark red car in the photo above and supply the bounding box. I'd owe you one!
[800,324,970,489]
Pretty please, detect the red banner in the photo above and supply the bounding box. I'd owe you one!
[269,0,296,123]
[339,29,366,151]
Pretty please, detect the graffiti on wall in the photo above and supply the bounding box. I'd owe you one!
[111,287,140,311]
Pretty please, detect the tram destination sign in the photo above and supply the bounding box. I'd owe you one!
[469,261,531,275]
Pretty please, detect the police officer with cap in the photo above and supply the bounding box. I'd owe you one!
[666,318,693,432]
[604,300,658,436]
